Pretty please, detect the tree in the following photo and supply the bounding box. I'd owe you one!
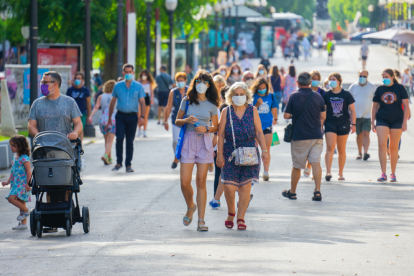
[267,0,315,21]
[327,0,378,29]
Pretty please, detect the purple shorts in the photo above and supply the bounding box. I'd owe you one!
[180,131,214,164]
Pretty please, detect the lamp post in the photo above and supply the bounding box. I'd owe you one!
[214,2,221,62]
[117,0,124,77]
[368,4,374,28]
[165,0,177,75]
[234,0,245,48]
[84,0,92,90]
[30,0,38,108]
[221,0,227,48]
[145,0,153,70]
[227,0,233,45]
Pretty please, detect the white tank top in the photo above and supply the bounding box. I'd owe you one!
[142,83,151,97]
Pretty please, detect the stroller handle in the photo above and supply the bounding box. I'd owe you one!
[70,138,82,144]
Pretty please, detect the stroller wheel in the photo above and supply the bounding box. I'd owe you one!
[36,220,42,238]
[66,219,72,237]
[82,206,90,233]
[30,210,36,236]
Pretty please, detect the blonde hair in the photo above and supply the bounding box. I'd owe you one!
[328,72,342,86]
[213,75,227,88]
[309,70,321,80]
[225,82,253,107]
[103,80,116,93]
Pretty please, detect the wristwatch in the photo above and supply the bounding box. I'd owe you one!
[351,123,356,126]
[205,126,210,133]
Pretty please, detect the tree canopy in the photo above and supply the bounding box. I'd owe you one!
[327,0,378,29]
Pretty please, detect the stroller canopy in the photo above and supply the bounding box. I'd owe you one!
[33,131,74,161]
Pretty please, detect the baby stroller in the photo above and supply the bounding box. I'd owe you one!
[28,131,90,237]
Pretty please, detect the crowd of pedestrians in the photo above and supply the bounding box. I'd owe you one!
[2,51,412,233]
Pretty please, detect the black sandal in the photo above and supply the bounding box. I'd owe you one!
[312,191,322,201]
[282,189,297,200]
[325,173,332,181]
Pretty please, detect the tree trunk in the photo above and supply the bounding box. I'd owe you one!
[103,51,118,82]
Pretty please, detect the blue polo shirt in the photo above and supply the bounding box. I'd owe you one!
[112,80,146,113]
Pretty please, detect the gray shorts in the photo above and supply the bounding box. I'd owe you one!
[291,139,323,169]
[356,118,371,135]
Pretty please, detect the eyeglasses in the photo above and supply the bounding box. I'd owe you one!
[195,80,209,85]
[245,77,254,81]
[40,81,55,84]
[359,76,367,78]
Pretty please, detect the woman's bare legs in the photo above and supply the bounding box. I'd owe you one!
[325,132,337,175]
[144,106,150,131]
[336,135,349,176]
[376,126,390,174]
[214,176,224,201]
[264,134,272,172]
[236,184,251,226]
[180,163,196,219]
[389,129,402,175]
[195,163,209,226]
[224,184,237,223]
[106,133,115,159]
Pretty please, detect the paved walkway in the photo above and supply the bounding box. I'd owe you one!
[1,45,414,275]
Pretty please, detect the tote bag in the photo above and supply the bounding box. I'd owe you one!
[175,98,189,160]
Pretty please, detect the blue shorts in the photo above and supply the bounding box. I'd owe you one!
[158,91,169,107]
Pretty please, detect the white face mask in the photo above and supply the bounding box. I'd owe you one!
[232,69,239,74]
[196,83,208,94]
[141,75,147,81]
[220,70,227,76]
[245,80,253,87]
[232,95,246,106]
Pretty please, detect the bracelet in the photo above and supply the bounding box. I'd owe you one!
[351,123,356,126]
[140,116,145,119]
[163,122,168,125]
[262,150,268,153]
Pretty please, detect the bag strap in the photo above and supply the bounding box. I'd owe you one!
[292,92,314,129]
[183,96,189,119]
[228,106,237,151]
[160,74,171,89]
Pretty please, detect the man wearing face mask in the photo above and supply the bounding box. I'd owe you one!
[155,65,174,125]
[349,70,376,160]
[243,71,255,88]
[106,64,146,173]
[66,72,91,141]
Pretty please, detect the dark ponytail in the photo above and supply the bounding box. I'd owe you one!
[383,68,399,84]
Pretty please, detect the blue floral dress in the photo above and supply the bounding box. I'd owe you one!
[221,105,260,187]
[6,155,31,202]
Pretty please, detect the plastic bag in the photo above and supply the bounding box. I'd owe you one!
[271,132,280,146]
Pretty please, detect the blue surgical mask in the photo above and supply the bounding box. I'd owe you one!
[74,79,81,86]
[329,81,337,88]
[311,80,320,87]
[259,70,265,75]
[125,74,133,81]
[258,88,267,95]
[383,78,391,85]
[177,81,186,89]
[359,77,367,85]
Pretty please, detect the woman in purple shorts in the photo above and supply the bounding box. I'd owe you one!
[89,80,117,165]
[175,70,219,231]
[216,82,269,230]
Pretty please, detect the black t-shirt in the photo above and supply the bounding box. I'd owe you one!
[285,88,326,141]
[373,82,408,123]
[323,89,355,122]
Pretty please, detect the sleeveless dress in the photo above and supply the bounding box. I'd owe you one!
[6,155,31,202]
[221,105,260,187]
[99,93,117,135]
[283,75,297,103]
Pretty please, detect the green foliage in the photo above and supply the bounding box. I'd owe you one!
[328,0,378,29]
[267,0,315,21]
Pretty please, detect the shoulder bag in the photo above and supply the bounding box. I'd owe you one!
[175,98,189,160]
[228,106,259,166]
[284,92,314,143]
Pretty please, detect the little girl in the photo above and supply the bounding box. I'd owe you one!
[2,135,32,230]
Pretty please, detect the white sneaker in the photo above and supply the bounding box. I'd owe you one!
[12,222,28,230]
[17,212,29,221]
[303,168,311,178]
[263,171,269,181]
[137,129,142,137]
[143,131,147,138]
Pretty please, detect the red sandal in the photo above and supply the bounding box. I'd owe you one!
[225,213,235,229]
[237,219,247,230]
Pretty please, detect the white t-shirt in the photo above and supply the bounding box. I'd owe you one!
[349,81,376,119]
[317,35,323,45]
[142,83,151,97]
[402,73,411,86]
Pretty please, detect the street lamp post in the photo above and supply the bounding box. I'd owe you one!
[145,0,153,70]
[30,0,38,108]
[165,0,178,75]
[368,4,374,28]
[117,0,124,77]
[221,0,227,48]
[234,0,245,49]
[227,0,233,45]
[214,2,221,62]
[84,0,91,90]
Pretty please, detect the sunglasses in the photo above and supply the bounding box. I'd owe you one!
[40,81,55,84]
[245,77,254,81]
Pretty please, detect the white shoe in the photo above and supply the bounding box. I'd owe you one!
[17,212,29,221]
[143,131,147,138]
[12,222,28,230]
[263,171,269,181]
[137,129,142,137]
[303,168,311,178]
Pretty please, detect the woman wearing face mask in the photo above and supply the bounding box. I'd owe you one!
[372,68,410,182]
[269,66,283,112]
[252,78,278,181]
[217,65,228,78]
[255,65,268,80]
[323,73,356,181]
[216,82,269,230]
[226,64,243,86]
[137,69,156,137]
[175,70,219,231]
[163,72,188,169]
